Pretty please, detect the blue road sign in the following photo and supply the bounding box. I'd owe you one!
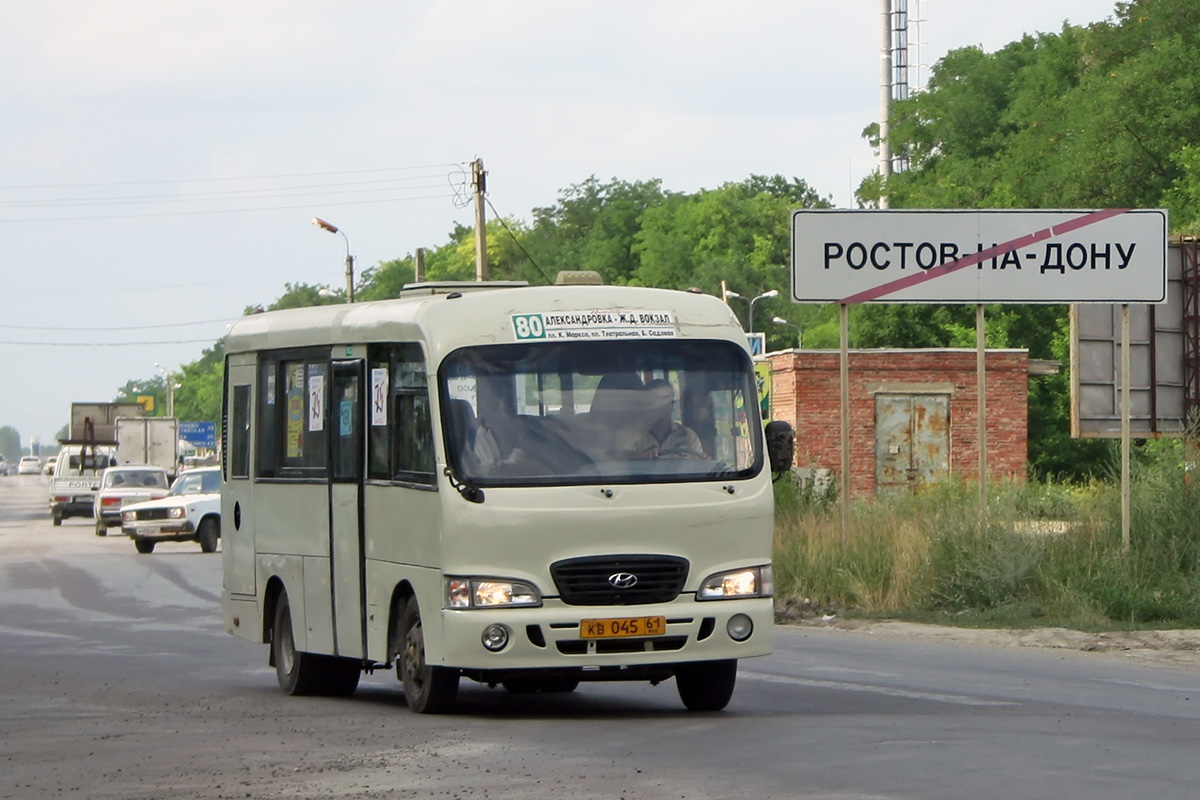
[179,421,216,448]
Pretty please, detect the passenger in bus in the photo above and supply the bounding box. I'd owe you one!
[621,379,706,460]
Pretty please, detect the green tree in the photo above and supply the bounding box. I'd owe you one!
[173,340,225,424]
[523,176,670,286]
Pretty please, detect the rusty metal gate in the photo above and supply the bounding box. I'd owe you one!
[874,393,950,494]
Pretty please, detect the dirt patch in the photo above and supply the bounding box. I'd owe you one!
[774,598,1200,669]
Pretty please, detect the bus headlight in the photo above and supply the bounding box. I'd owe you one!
[697,566,773,600]
[446,578,542,609]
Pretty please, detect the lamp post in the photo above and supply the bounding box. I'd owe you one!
[724,290,750,331]
[154,363,178,417]
[312,217,355,303]
[773,316,802,349]
[745,289,780,334]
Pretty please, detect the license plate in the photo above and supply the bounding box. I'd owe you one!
[74,495,92,503]
[580,616,666,639]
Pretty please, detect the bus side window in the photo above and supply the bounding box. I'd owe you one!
[230,384,251,478]
[393,391,435,484]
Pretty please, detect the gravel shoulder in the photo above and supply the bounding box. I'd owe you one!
[776,601,1200,669]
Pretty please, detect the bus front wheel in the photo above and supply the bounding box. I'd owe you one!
[675,659,738,711]
[396,599,458,714]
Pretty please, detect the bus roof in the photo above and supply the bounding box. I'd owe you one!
[224,284,748,363]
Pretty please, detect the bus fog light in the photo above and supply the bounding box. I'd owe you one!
[726,614,753,642]
[481,624,510,652]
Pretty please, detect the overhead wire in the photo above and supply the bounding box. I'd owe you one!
[0,163,473,222]
[486,197,551,285]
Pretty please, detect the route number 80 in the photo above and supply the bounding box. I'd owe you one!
[512,314,546,340]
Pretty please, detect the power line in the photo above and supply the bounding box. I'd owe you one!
[0,192,458,224]
[0,164,466,192]
[486,197,550,285]
[0,318,235,332]
[0,339,220,347]
[0,178,455,209]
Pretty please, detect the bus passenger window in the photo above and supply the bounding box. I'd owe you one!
[230,384,251,478]
[394,392,435,484]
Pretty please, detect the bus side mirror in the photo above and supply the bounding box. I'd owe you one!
[764,420,795,474]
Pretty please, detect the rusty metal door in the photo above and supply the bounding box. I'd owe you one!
[875,394,950,495]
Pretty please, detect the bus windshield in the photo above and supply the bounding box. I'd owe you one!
[439,340,762,486]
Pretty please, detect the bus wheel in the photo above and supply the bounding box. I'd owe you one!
[133,538,155,554]
[197,519,219,553]
[272,591,322,696]
[675,659,737,712]
[397,599,458,714]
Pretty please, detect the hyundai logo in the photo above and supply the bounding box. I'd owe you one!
[608,572,638,589]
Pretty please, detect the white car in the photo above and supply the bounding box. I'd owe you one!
[120,466,220,554]
[92,465,171,537]
[17,456,41,475]
[42,456,57,475]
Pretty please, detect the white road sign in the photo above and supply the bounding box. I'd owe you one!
[791,209,1168,304]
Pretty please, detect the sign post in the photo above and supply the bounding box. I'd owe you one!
[792,209,1168,538]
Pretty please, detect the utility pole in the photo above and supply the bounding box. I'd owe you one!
[879,0,893,209]
[472,158,488,281]
[414,247,425,283]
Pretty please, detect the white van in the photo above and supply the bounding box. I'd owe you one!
[49,445,118,525]
[221,279,793,712]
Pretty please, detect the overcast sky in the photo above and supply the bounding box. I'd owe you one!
[1,0,1119,449]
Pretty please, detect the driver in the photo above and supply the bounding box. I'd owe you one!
[622,379,706,460]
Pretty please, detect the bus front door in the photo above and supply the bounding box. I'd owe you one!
[329,360,366,660]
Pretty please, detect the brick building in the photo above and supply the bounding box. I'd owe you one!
[766,348,1031,499]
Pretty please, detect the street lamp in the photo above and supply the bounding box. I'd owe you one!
[154,363,179,417]
[720,291,748,331]
[727,289,779,334]
[773,316,802,349]
[749,290,779,334]
[312,217,355,303]
[724,290,750,331]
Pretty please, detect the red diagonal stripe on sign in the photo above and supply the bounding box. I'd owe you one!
[837,209,1131,304]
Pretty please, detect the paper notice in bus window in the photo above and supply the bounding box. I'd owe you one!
[371,368,388,426]
[308,374,325,432]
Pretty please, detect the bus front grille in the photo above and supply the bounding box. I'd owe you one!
[550,555,689,605]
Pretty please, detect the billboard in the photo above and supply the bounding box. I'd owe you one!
[792,209,1168,304]
[1071,241,1196,437]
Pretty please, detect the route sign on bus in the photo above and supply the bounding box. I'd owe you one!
[791,209,1168,304]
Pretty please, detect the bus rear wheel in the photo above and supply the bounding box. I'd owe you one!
[197,519,219,553]
[396,599,458,714]
[675,659,738,711]
[273,591,323,696]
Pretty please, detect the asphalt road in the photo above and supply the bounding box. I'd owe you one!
[3,475,1200,800]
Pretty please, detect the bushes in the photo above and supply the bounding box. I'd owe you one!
[772,452,1200,629]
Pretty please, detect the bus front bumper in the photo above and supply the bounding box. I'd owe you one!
[437,596,774,675]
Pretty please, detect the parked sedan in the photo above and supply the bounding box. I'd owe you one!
[121,466,220,554]
[92,466,171,537]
